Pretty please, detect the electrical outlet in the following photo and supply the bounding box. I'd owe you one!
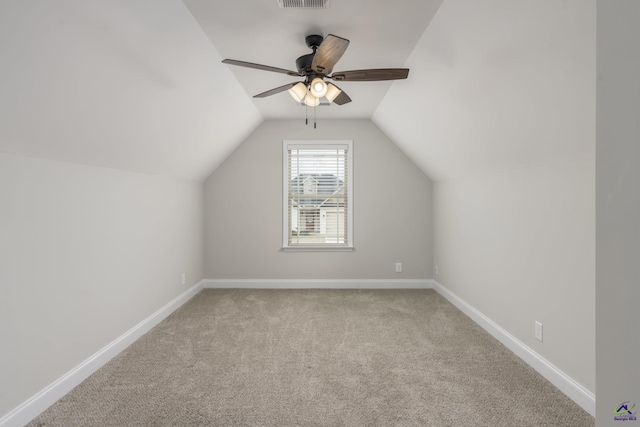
[534,321,543,342]
[395,263,402,273]
[181,273,186,285]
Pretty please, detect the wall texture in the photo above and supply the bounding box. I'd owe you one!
[0,153,204,418]
[433,156,595,394]
[204,119,432,280]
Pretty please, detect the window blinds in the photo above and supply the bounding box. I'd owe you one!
[286,143,350,246]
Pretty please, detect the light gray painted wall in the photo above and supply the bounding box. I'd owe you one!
[373,0,596,403]
[433,156,595,394]
[0,153,204,418]
[596,1,640,425]
[204,119,432,280]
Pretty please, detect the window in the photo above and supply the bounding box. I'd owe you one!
[283,140,353,250]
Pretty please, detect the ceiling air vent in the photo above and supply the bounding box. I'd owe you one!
[277,0,329,9]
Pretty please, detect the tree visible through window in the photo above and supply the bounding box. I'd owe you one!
[283,140,353,250]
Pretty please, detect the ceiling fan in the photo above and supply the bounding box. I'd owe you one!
[222,34,409,107]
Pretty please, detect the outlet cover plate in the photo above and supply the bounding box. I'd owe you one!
[534,321,543,342]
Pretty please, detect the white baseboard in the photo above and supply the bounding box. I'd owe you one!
[203,278,433,289]
[0,281,205,427]
[430,280,595,417]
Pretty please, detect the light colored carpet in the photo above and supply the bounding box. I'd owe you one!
[28,289,594,426]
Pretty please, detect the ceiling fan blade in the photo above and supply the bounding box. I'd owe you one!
[330,68,409,82]
[254,83,298,98]
[311,34,350,74]
[330,84,352,105]
[222,59,301,77]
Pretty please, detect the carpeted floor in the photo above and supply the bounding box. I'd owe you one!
[28,289,594,426]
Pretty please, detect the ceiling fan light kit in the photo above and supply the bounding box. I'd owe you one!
[310,77,328,98]
[304,94,320,107]
[288,82,308,103]
[325,83,341,103]
[222,33,409,126]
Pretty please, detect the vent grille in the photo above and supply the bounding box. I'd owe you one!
[277,0,329,9]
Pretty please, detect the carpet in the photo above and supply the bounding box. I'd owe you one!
[28,289,594,426]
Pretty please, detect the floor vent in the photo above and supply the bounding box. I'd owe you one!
[277,0,329,9]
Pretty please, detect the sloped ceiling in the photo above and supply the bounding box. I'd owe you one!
[182,0,442,120]
[373,0,596,181]
[0,0,262,182]
[0,0,595,183]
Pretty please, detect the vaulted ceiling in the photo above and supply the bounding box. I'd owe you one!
[183,0,442,120]
[0,0,595,182]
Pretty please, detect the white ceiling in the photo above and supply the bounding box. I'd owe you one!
[374,0,596,181]
[183,0,443,120]
[0,0,262,182]
[0,0,595,183]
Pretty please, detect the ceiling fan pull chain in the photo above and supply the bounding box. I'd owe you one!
[314,106,317,129]
[305,103,308,125]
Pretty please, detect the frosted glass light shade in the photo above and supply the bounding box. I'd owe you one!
[288,82,307,103]
[310,78,328,98]
[325,83,342,103]
[304,93,320,107]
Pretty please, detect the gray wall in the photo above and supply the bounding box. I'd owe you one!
[433,157,595,394]
[0,153,204,418]
[204,119,432,280]
[596,1,640,425]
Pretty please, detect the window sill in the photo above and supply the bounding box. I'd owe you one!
[282,246,355,252]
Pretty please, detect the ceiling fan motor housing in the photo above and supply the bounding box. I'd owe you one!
[297,35,330,76]
[295,53,314,75]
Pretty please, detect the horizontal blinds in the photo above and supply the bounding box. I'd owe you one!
[287,147,348,245]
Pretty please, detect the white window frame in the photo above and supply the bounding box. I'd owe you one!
[282,140,354,251]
